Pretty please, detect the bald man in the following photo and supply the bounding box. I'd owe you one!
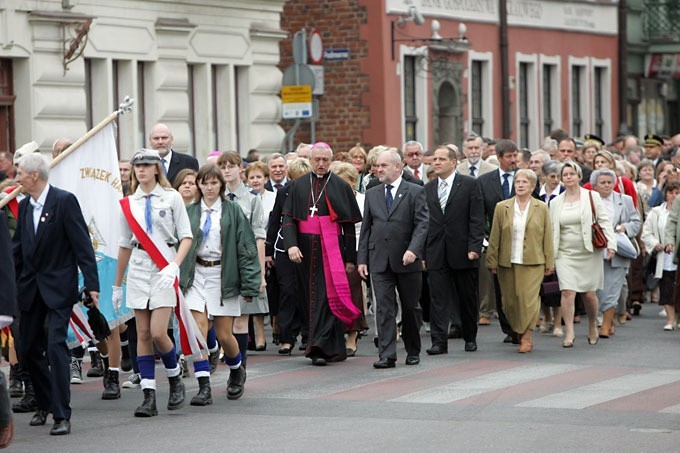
[149,123,198,185]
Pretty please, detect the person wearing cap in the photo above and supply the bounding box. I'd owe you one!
[148,123,199,185]
[645,134,667,171]
[13,153,99,435]
[112,148,193,417]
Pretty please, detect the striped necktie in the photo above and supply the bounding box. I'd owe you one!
[439,180,448,212]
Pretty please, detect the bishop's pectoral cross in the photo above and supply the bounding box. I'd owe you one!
[309,205,319,217]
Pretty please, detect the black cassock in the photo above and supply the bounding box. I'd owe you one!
[282,171,362,361]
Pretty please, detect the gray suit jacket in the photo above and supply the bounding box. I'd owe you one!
[358,180,429,273]
[606,191,641,269]
[457,159,497,178]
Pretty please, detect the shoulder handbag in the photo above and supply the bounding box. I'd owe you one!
[588,191,608,249]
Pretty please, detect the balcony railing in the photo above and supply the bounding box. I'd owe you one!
[644,1,680,43]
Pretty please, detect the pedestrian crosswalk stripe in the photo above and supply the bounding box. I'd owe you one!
[389,363,582,404]
[517,369,680,410]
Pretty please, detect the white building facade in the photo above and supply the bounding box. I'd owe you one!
[0,0,286,160]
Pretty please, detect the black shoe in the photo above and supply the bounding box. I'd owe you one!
[465,341,478,352]
[448,326,462,339]
[134,388,158,417]
[346,348,356,358]
[227,365,246,400]
[101,369,121,400]
[373,337,379,348]
[9,364,23,398]
[87,350,104,378]
[278,346,292,355]
[209,349,220,374]
[12,381,37,413]
[373,358,396,369]
[272,333,281,345]
[405,355,420,365]
[255,342,267,352]
[50,419,71,436]
[167,375,186,410]
[298,343,307,351]
[29,410,49,426]
[426,345,448,355]
[503,334,519,344]
[190,376,213,406]
[632,301,642,316]
[311,356,327,367]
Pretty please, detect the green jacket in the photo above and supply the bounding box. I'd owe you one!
[179,199,261,299]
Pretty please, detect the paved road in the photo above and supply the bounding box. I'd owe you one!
[7,308,680,452]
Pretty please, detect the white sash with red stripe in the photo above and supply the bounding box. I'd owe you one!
[70,304,97,345]
[120,197,206,359]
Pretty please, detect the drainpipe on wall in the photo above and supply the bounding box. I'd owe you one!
[618,0,628,135]
[499,0,511,138]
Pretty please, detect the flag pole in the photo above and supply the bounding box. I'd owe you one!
[0,96,135,209]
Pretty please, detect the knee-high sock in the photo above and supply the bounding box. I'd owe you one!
[159,347,180,378]
[207,325,218,352]
[234,333,248,369]
[224,351,242,370]
[193,360,210,379]
[137,354,156,390]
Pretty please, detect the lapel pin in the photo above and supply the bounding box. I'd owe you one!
[399,194,403,198]
[40,217,45,223]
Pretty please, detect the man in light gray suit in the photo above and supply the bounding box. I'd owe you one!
[358,149,429,369]
[457,135,497,178]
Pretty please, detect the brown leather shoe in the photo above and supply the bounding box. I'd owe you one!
[478,316,490,326]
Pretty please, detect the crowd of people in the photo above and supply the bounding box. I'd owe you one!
[1,124,680,442]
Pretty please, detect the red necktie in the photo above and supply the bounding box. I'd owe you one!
[414,168,420,179]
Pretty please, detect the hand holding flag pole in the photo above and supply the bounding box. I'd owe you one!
[0,96,135,210]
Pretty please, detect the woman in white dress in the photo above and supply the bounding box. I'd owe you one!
[549,162,616,348]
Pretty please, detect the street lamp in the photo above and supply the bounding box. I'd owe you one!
[391,7,469,60]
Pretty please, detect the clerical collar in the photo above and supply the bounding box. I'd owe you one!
[314,171,329,179]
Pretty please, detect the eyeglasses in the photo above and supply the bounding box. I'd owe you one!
[406,153,423,157]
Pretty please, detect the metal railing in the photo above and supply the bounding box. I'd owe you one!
[644,1,680,43]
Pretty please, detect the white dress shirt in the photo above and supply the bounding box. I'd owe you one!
[198,199,222,259]
[386,175,403,200]
[30,184,50,234]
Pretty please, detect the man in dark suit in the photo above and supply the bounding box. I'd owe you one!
[149,123,199,185]
[264,153,288,192]
[424,145,484,354]
[479,139,532,343]
[365,161,423,189]
[358,149,428,368]
[0,211,16,448]
[13,153,99,435]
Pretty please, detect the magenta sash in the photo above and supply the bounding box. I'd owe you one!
[298,216,360,325]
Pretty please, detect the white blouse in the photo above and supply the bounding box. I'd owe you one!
[510,200,530,265]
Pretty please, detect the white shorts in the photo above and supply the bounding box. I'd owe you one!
[185,264,241,318]
[125,249,176,310]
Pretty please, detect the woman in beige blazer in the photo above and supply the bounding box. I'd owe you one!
[487,169,555,353]
[549,162,616,348]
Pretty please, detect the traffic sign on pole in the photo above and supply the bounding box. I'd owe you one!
[281,85,313,119]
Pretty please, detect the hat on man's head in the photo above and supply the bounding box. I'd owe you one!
[130,149,161,165]
[645,134,664,147]
[13,141,40,166]
[583,133,605,147]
